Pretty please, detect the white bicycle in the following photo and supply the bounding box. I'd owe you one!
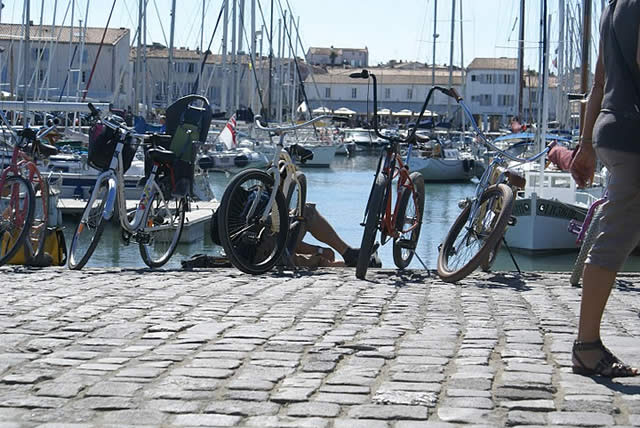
[216,115,330,274]
[68,103,190,269]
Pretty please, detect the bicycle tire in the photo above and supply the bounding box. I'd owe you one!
[393,171,425,269]
[0,176,35,266]
[218,169,288,274]
[284,171,307,258]
[437,183,513,283]
[570,206,603,287]
[139,193,186,268]
[68,177,110,270]
[356,172,387,279]
[480,238,502,272]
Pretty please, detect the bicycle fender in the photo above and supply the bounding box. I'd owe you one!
[103,177,117,221]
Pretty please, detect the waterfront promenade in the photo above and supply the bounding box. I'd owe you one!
[0,267,639,426]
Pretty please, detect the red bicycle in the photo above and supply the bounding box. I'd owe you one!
[0,111,59,266]
[349,70,427,279]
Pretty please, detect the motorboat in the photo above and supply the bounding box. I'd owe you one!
[408,139,483,182]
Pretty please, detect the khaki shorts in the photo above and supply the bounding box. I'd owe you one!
[586,147,640,271]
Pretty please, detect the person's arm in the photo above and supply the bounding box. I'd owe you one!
[571,46,604,187]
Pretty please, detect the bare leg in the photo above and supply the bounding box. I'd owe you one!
[577,263,616,342]
[574,263,638,375]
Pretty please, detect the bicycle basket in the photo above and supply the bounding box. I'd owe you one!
[88,122,137,172]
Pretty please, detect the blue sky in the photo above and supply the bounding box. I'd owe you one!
[4,0,604,70]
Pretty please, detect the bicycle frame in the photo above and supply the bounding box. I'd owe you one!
[249,115,332,224]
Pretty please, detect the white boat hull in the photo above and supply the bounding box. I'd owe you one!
[298,145,337,167]
[505,194,586,252]
[409,157,477,182]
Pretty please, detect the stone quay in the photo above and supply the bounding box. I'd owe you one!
[0,266,639,427]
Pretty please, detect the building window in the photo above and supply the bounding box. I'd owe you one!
[38,70,45,82]
[188,63,196,73]
[351,87,357,99]
[498,94,514,106]
[384,88,391,99]
[81,71,86,83]
[407,88,413,100]
[471,74,477,82]
[472,94,492,106]
[325,87,331,98]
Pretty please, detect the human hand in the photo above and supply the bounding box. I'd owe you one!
[570,144,596,188]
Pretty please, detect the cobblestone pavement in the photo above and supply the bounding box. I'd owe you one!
[0,267,640,427]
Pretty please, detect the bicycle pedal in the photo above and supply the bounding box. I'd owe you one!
[134,233,151,245]
[508,216,517,226]
[396,239,416,250]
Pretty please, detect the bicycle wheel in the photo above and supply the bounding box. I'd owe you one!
[0,176,35,266]
[218,169,288,274]
[570,206,603,287]
[284,171,307,257]
[68,177,109,270]
[437,183,513,283]
[30,176,49,262]
[139,191,186,268]
[356,172,387,279]
[393,171,425,269]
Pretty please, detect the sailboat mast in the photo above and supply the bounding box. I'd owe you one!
[250,0,256,112]
[268,0,274,120]
[447,0,456,122]
[167,0,176,105]
[557,0,565,127]
[136,0,142,113]
[517,0,525,119]
[23,0,30,122]
[579,0,592,132]
[432,0,437,87]
[221,0,228,114]
[459,0,465,137]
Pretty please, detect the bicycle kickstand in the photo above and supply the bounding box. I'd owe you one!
[502,237,521,275]
[413,252,431,277]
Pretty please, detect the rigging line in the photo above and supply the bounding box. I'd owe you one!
[192,0,227,94]
[278,0,313,127]
[82,0,117,101]
[255,0,272,44]
[415,0,430,61]
[234,4,265,111]
[39,0,72,99]
[152,0,169,47]
[120,0,138,33]
[282,0,324,107]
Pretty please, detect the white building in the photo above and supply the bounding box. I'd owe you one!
[304,66,464,121]
[0,23,130,106]
[465,57,560,130]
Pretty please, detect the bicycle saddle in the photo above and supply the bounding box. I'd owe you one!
[147,146,176,163]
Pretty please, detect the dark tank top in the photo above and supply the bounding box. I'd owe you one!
[593,0,640,153]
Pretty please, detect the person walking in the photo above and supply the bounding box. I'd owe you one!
[570,0,640,377]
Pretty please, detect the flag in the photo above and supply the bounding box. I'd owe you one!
[219,114,237,150]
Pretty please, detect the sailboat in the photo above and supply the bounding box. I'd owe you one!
[198,114,268,172]
[504,0,605,252]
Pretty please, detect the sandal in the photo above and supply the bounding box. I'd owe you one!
[572,339,638,378]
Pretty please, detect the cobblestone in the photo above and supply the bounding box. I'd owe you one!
[0,267,639,425]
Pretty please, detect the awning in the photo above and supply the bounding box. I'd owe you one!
[334,107,356,115]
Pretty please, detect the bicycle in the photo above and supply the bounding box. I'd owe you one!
[436,88,556,283]
[0,111,59,266]
[67,98,209,269]
[216,114,329,275]
[348,69,426,279]
[568,190,608,287]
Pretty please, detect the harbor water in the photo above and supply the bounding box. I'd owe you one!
[60,153,640,272]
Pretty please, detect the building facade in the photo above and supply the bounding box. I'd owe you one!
[304,66,464,121]
[0,23,130,106]
[306,47,368,68]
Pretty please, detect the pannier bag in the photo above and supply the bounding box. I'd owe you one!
[88,122,137,173]
[2,227,67,266]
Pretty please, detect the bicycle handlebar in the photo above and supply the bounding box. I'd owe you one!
[253,114,333,133]
[454,97,552,163]
[88,102,148,140]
